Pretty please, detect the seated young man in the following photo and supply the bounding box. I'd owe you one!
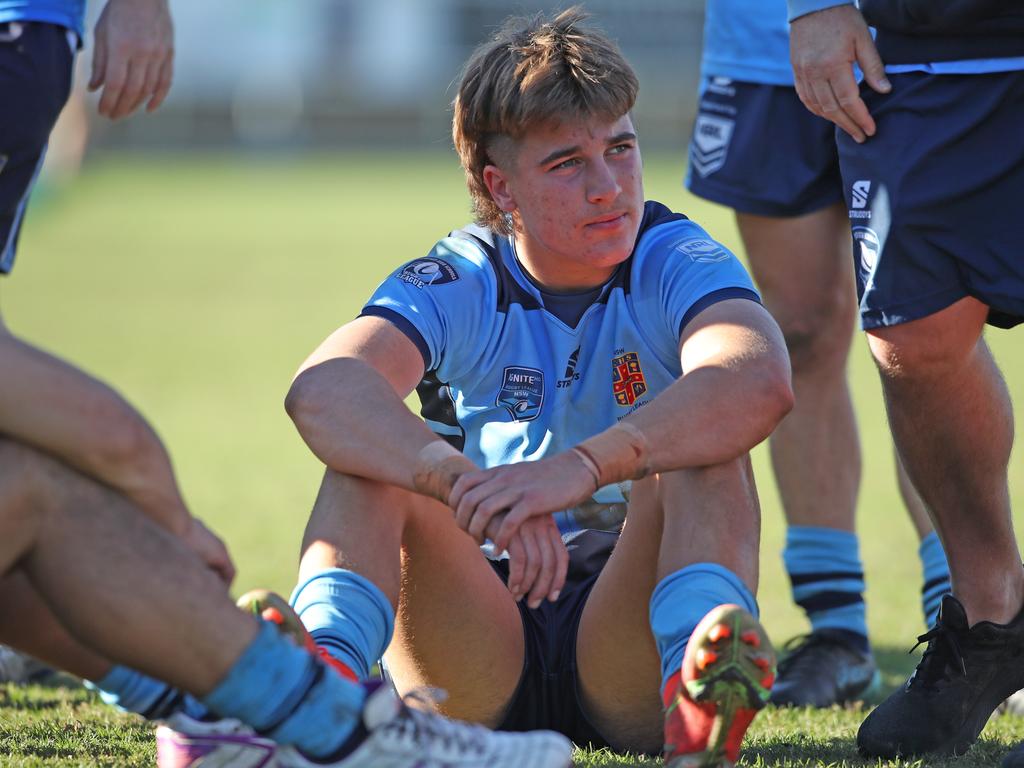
[283,8,793,766]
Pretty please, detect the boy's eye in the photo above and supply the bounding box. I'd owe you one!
[552,157,580,170]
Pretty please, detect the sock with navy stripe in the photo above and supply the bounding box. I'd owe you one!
[783,525,869,654]
[919,532,951,628]
[88,666,207,720]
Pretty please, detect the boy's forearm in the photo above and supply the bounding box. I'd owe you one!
[286,357,451,492]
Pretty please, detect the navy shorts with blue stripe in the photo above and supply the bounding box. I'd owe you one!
[686,77,844,218]
[0,21,75,275]
[837,70,1024,330]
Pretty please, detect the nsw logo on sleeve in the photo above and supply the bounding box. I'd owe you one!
[674,238,730,263]
[398,258,459,288]
[690,114,735,178]
[496,366,545,422]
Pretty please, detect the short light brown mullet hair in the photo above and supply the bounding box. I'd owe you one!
[452,7,639,234]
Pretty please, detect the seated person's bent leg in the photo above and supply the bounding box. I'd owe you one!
[294,469,526,727]
[576,457,765,755]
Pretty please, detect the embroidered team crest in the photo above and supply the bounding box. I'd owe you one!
[690,114,735,178]
[612,352,647,407]
[674,238,730,264]
[496,366,545,422]
[398,258,459,288]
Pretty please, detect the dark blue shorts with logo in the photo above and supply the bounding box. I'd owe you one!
[489,529,655,753]
[838,70,1024,330]
[686,76,843,217]
[0,21,75,275]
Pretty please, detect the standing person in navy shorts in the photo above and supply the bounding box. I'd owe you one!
[686,0,952,709]
[0,0,235,635]
[789,0,1024,762]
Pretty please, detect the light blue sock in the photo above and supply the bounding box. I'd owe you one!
[290,568,395,680]
[649,562,757,690]
[919,532,951,628]
[88,666,207,720]
[783,525,869,653]
[202,620,366,758]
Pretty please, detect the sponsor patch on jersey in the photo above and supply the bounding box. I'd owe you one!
[853,226,880,275]
[497,366,545,422]
[674,238,730,264]
[612,352,647,407]
[690,114,735,177]
[397,258,459,288]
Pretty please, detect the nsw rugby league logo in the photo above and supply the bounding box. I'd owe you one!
[497,366,545,421]
[398,257,459,288]
[612,352,647,407]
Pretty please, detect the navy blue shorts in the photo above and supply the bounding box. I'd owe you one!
[0,21,75,275]
[489,529,633,751]
[686,77,844,217]
[837,70,1024,330]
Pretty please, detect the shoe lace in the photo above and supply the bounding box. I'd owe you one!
[384,687,490,757]
[908,622,968,689]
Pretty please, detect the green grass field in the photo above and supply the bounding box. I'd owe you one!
[2,151,1023,766]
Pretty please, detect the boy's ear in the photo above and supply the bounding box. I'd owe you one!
[482,164,517,213]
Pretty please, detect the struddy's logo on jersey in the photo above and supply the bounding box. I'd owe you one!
[612,352,647,407]
[690,115,735,178]
[398,258,459,288]
[852,227,880,276]
[497,366,545,421]
[674,238,729,264]
[850,180,872,218]
[557,347,582,389]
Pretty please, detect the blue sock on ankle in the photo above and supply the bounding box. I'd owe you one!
[919,532,951,628]
[290,568,395,680]
[649,562,757,690]
[202,620,367,758]
[783,525,869,653]
[88,666,207,720]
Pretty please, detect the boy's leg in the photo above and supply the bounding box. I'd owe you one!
[298,469,526,726]
[574,457,762,754]
[0,325,206,551]
[0,437,254,694]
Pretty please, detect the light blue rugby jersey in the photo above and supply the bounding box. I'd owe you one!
[362,201,761,534]
[702,0,794,86]
[0,0,85,38]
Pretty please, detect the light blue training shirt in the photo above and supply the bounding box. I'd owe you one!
[0,0,85,39]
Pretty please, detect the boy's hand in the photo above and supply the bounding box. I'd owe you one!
[450,450,596,549]
[484,514,568,609]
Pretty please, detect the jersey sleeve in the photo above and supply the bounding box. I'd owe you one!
[360,236,496,378]
[632,219,761,346]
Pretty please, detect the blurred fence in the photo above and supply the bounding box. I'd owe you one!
[89,0,705,151]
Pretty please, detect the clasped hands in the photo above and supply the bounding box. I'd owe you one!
[448,450,597,610]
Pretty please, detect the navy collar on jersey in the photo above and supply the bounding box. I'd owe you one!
[452,201,689,329]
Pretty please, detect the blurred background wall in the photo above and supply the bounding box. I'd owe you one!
[82,0,705,153]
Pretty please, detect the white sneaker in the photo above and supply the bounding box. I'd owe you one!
[156,712,277,768]
[277,680,574,768]
[0,645,50,683]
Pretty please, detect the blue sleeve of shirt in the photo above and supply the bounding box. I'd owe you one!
[360,236,495,379]
[788,0,854,22]
[632,220,761,346]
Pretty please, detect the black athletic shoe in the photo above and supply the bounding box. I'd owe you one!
[768,629,880,707]
[858,594,1024,758]
[1004,741,1024,768]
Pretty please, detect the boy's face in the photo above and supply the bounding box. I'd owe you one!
[484,113,644,291]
